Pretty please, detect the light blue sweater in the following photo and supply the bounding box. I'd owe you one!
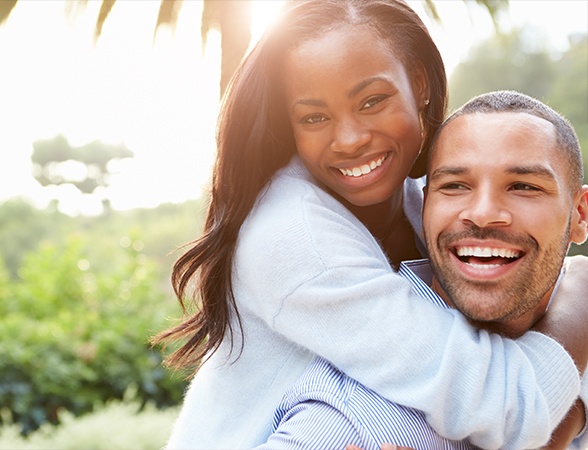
[166,156,581,450]
[256,260,588,449]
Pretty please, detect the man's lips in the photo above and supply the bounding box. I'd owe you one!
[439,232,535,280]
[451,244,524,272]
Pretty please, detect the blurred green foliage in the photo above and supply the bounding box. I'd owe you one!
[0,197,207,434]
[0,198,206,286]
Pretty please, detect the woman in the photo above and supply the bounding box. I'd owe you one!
[156,1,588,448]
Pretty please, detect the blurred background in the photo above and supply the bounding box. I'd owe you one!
[0,1,586,448]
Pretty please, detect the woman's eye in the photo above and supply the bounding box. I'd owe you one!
[361,95,387,110]
[301,114,326,124]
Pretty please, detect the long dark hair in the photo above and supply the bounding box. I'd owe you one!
[153,0,447,372]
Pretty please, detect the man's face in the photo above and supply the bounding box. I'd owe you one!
[423,112,586,333]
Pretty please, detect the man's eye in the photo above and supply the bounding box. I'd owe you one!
[511,183,540,191]
[361,95,387,110]
[440,183,467,190]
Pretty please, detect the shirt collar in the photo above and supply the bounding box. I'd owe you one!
[399,258,564,314]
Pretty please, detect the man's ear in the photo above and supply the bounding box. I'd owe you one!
[570,185,588,245]
[420,185,428,240]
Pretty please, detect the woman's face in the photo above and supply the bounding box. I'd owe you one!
[284,25,429,207]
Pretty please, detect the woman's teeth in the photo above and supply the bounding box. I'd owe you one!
[338,155,387,177]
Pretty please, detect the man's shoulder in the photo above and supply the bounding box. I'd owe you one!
[278,358,407,418]
[275,357,476,449]
[278,357,358,408]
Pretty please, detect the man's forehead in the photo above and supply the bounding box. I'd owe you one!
[428,112,566,183]
[443,111,555,135]
[432,112,558,160]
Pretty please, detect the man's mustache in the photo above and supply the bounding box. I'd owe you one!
[438,226,539,252]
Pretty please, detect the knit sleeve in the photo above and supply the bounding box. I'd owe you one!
[236,178,581,450]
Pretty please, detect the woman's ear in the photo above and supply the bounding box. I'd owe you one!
[408,63,430,179]
[570,185,588,245]
[412,62,430,110]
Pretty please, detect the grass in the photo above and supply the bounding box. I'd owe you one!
[0,400,179,450]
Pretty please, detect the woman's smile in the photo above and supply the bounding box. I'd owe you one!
[336,153,389,178]
[284,25,428,207]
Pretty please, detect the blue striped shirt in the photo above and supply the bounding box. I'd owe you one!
[256,260,477,450]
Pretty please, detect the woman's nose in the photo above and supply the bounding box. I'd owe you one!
[331,116,371,154]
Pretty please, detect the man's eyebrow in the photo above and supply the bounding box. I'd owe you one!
[506,164,557,181]
[428,164,558,181]
[428,166,467,181]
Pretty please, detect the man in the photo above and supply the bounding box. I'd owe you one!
[256,91,588,449]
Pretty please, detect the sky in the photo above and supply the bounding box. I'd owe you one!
[0,0,586,215]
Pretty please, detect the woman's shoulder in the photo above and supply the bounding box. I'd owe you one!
[245,156,362,237]
[235,156,387,281]
[264,156,348,212]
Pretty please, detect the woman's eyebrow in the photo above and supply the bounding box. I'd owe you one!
[348,76,387,98]
[291,76,389,110]
[291,98,327,109]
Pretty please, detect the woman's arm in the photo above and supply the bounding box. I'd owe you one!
[533,256,588,448]
[533,255,588,374]
[238,178,583,449]
[545,399,586,449]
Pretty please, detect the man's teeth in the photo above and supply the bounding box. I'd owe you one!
[338,155,387,177]
[456,247,521,258]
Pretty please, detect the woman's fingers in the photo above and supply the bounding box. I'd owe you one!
[382,444,414,450]
[345,444,415,450]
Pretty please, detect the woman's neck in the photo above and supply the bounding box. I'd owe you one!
[345,191,421,267]
[346,190,404,240]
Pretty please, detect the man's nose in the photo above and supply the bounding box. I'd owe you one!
[331,116,371,154]
[458,188,512,228]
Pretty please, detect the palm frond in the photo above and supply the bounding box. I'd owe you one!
[201,0,221,52]
[95,0,116,40]
[155,0,183,40]
[468,0,509,31]
[422,0,441,23]
[0,0,18,25]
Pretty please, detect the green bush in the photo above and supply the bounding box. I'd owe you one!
[0,238,185,434]
[0,397,179,450]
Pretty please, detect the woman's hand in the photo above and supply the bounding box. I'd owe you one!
[346,444,415,450]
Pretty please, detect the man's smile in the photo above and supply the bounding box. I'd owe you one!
[454,246,523,268]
